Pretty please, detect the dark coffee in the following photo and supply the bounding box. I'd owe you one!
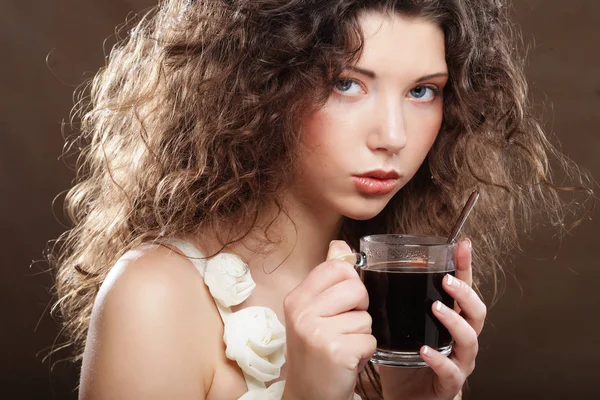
[361,264,455,352]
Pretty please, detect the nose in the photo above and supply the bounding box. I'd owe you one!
[368,99,408,155]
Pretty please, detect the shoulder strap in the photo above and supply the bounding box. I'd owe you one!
[163,238,208,277]
[162,238,267,393]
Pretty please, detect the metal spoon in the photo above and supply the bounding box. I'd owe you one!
[447,190,480,243]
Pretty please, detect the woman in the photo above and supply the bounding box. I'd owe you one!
[51,0,592,398]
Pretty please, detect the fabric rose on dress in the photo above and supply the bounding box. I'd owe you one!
[237,380,285,400]
[224,306,286,382]
[237,381,363,400]
[204,253,256,307]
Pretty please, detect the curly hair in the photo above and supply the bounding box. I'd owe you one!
[49,0,593,396]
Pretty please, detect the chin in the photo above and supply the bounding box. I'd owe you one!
[338,199,389,221]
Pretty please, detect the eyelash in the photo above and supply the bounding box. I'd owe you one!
[331,78,442,101]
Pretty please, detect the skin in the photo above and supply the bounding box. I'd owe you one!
[292,12,446,224]
[79,11,486,400]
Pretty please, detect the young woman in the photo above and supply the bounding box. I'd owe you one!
[51,0,592,398]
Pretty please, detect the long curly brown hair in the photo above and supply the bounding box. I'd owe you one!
[49,0,593,397]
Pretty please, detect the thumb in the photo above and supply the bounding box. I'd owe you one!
[326,240,354,261]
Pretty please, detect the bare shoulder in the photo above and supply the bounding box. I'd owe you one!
[79,243,222,400]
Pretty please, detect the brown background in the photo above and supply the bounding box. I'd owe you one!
[1,1,598,399]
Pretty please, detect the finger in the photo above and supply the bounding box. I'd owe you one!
[309,277,369,316]
[290,242,357,303]
[432,300,478,374]
[324,310,372,335]
[332,334,377,372]
[454,239,472,288]
[420,345,464,396]
[326,240,354,261]
[443,274,487,335]
[452,239,472,315]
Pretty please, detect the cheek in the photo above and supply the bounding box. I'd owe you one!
[411,107,443,150]
[426,103,444,136]
[297,111,338,176]
[300,110,329,151]
[426,111,443,145]
[300,107,351,156]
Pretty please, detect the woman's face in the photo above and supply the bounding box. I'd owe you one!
[291,11,447,221]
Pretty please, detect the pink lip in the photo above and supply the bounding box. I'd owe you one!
[352,170,401,195]
[356,170,401,180]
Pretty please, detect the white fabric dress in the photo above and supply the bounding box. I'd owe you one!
[166,239,362,399]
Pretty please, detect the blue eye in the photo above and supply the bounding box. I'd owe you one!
[408,86,438,101]
[333,78,364,95]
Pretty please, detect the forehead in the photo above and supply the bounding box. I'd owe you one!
[355,11,446,78]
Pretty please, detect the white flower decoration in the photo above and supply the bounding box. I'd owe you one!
[237,381,363,400]
[204,253,256,307]
[224,306,286,382]
[237,380,285,400]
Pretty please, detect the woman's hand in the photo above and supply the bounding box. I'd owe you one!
[378,239,487,400]
[282,241,376,400]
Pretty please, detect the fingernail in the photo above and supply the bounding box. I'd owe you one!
[435,301,448,314]
[422,346,430,357]
[337,254,357,265]
[465,237,472,249]
[446,274,460,288]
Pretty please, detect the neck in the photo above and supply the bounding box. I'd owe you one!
[201,190,344,286]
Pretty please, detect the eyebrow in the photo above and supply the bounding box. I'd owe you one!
[346,66,449,83]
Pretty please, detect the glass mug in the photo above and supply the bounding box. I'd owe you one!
[345,234,456,368]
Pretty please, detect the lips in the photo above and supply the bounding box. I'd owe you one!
[358,170,401,180]
[352,170,401,195]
